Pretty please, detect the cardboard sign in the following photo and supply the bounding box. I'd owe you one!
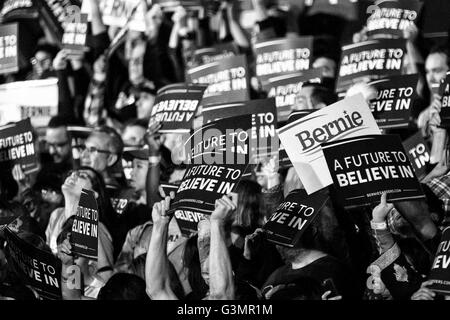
[71,189,99,260]
[402,132,430,180]
[278,94,381,194]
[254,36,314,83]
[428,226,450,294]
[150,83,207,133]
[191,42,238,67]
[202,98,278,162]
[263,188,329,248]
[439,72,450,127]
[336,39,406,93]
[322,134,425,208]
[368,74,419,128]
[262,69,323,122]
[0,78,58,128]
[187,55,250,106]
[62,13,88,56]
[366,0,423,39]
[0,118,38,174]
[171,115,252,235]
[4,226,62,300]
[0,23,19,74]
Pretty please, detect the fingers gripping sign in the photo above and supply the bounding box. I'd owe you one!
[372,192,394,223]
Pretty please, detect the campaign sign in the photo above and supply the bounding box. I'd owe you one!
[160,183,180,198]
[171,115,252,235]
[428,226,450,294]
[336,39,406,93]
[4,226,62,300]
[202,98,278,162]
[150,83,207,133]
[0,118,38,174]
[322,134,425,208]
[187,55,250,106]
[263,188,329,248]
[262,69,323,122]
[0,23,18,74]
[255,36,313,83]
[71,189,99,260]
[439,72,450,127]
[278,94,381,194]
[366,0,423,39]
[368,74,419,128]
[62,13,88,56]
[402,132,430,180]
[191,42,238,67]
[0,78,58,128]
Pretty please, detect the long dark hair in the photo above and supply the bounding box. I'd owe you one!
[182,234,208,300]
[234,179,263,234]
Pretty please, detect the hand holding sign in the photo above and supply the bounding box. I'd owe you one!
[57,235,74,266]
[411,280,437,300]
[211,195,237,224]
[371,193,394,223]
[152,196,173,227]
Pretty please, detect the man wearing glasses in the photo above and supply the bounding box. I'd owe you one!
[26,42,58,81]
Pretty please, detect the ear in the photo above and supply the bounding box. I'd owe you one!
[107,153,118,167]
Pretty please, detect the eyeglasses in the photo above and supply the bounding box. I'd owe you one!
[79,145,111,155]
[45,141,69,150]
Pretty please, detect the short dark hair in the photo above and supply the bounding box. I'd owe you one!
[34,42,58,60]
[302,82,338,107]
[97,273,150,300]
[428,45,450,67]
[47,116,71,129]
[93,126,124,155]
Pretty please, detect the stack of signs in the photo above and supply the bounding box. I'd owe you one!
[277,94,380,194]
[202,98,278,163]
[402,132,430,180]
[191,42,238,67]
[62,13,88,57]
[427,226,450,295]
[262,68,323,122]
[365,0,423,39]
[0,118,38,174]
[0,23,18,74]
[67,126,93,163]
[0,78,58,128]
[171,115,252,235]
[336,39,406,93]
[4,226,62,300]
[368,74,419,129]
[187,55,250,106]
[71,189,99,260]
[150,83,207,133]
[439,72,450,127]
[254,36,314,85]
[322,134,425,208]
[263,188,329,247]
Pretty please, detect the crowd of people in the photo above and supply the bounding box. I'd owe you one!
[0,0,449,301]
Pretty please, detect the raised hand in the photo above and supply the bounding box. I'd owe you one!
[372,193,394,223]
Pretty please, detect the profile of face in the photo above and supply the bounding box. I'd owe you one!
[32,50,53,77]
[295,86,315,110]
[122,125,146,146]
[136,92,156,119]
[61,169,95,200]
[130,158,149,192]
[312,57,337,79]
[45,127,71,164]
[80,133,116,173]
[425,52,449,89]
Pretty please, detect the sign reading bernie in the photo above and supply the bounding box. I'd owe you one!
[366,0,423,38]
[150,83,207,133]
[0,23,18,74]
[277,94,380,194]
[191,42,238,67]
[263,188,329,248]
[187,54,250,106]
[322,134,425,208]
[336,39,406,93]
[254,36,313,83]
[368,74,419,128]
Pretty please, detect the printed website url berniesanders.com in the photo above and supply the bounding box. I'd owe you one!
[177,304,273,318]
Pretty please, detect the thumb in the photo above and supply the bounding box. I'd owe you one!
[380,192,387,206]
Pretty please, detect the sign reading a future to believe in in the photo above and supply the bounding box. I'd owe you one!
[322,134,425,208]
[428,226,450,295]
[0,23,18,75]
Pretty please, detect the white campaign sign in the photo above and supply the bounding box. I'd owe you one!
[0,78,58,128]
[277,94,381,194]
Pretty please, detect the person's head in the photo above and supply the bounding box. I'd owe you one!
[295,82,338,110]
[97,273,150,300]
[135,85,157,119]
[31,42,58,77]
[123,147,150,193]
[233,180,264,232]
[345,81,377,103]
[121,119,147,146]
[80,126,124,173]
[425,47,449,89]
[45,116,72,164]
[313,56,337,79]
